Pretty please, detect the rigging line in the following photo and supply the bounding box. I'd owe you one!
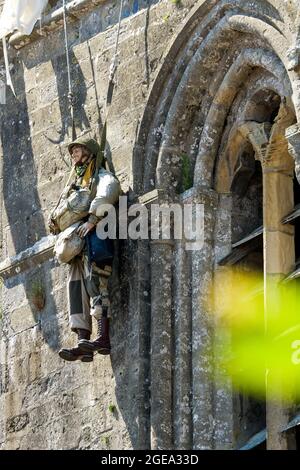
[90,0,125,176]
[62,0,72,95]
[115,0,124,57]
[109,0,124,85]
[62,0,76,140]
[2,37,16,97]
[99,0,125,167]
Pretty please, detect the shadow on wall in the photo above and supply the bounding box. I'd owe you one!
[106,236,151,450]
[47,50,91,145]
[107,238,150,450]
[0,0,156,447]
[48,46,116,178]
[0,33,97,354]
[0,62,60,351]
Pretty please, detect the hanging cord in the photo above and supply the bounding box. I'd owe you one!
[62,0,76,141]
[52,0,124,216]
[49,165,76,224]
[0,68,5,104]
[107,0,124,104]
[2,37,16,97]
[95,0,124,177]
[49,0,76,219]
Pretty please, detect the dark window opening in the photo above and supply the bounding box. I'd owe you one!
[250,441,267,451]
[231,152,266,448]
[296,425,300,449]
[293,175,300,262]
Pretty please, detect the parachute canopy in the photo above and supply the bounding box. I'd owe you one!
[0,0,48,39]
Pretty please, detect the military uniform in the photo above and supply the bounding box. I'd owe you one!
[51,137,121,361]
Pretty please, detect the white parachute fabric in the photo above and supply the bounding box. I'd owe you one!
[2,37,16,96]
[0,0,48,39]
[0,64,5,103]
[0,78,5,104]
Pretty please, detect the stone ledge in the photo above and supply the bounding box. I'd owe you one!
[0,234,114,280]
[0,187,217,280]
[0,235,56,280]
[137,189,162,205]
[0,190,160,281]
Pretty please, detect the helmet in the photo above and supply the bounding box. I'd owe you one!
[68,137,101,158]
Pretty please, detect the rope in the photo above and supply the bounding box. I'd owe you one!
[55,0,124,207]
[62,0,76,141]
[49,0,125,233]
[109,0,124,88]
[2,37,16,97]
[96,0,124,174]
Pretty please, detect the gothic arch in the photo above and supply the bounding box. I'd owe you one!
[132,0,300,450]
[133,0,299,196]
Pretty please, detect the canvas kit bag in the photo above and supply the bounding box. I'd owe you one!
[54,221,85,265]
[50,186,92,233]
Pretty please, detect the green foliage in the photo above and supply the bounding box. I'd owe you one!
[169,0,182,7]
[29,280,46,311]
[181,153,193,192]
[101,435,110,448]
[108,403,116,413]
[211,270,300,402]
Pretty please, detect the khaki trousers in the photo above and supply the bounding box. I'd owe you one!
[68,247,111,333]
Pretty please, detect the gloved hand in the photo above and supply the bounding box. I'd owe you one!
[77,222,95,238]
[48,217,60,235]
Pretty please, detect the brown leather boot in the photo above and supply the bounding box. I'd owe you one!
[79,318,111,355]
[59,329,93,362]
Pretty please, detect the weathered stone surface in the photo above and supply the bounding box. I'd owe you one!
[1,0,300,451]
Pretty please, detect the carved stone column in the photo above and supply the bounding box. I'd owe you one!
[212,193,235,450]
[150,237,174,449]
[148,190,174,450]
[173,207,193,450]
[190,188,218,449]
[242,106,296,450]
[128,238,151,449]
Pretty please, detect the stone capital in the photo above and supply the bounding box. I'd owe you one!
[238,121,271,165]
[238,104,294,172]
[286,124,300,184]
[180,186,218,208]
